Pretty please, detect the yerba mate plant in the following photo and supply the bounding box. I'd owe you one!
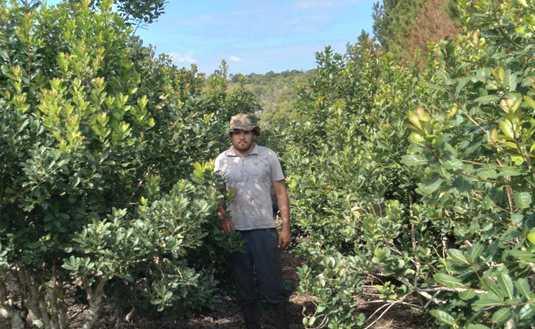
[279,1,535,328]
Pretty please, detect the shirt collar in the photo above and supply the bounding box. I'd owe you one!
[226,144,259,157]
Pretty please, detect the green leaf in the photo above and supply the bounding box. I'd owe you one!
[477,168,498,179]
[453,176,472,193]
[443,159,463,170]
[401,154,428,167]
[0,49,8,62]
[508,250,535,263]
[497,167,523,177]
[499,119,515,140]
[513,192,532,209]
[511,155,524,165]
[468,243,484,262]
[409,132,425,144]
[417,178,443,196]
[430,309,456,326]
[491,307,511,324]
[481,196,498,210]
[465,325,490,329]
[511,213,523,225]
[475,94,499,105]
[448,249,470,266]
[519,304,535,320]
[455,77,470,96]
[515,278,531,300]
[481,275,506,299]
[497,272,514,299]
[473,292,504,310]
[506,72,518,91]
[459,290,477,301]
[525,96,535,110]
[434,273,466,288]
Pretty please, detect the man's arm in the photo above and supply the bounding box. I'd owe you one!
[273,180,290,249]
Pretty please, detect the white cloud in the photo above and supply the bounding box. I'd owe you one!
[229,56,242,63]
[169,52,197,64]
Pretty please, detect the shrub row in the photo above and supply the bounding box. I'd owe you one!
[0,2,251,328]
[274,0,535,328]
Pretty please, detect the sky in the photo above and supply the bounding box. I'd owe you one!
[135,0,377,74]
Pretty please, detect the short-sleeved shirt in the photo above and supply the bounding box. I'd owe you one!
[214,144,285,230]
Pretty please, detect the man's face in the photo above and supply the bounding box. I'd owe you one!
[230,129,255,152]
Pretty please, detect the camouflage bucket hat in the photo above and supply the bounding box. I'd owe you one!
[229,113,259,133]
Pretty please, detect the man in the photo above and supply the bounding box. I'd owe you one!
[215,113,290,329]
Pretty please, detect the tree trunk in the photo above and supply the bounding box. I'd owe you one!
[81,278,107,329]
[0,273,26,329]
[16,268,65,329]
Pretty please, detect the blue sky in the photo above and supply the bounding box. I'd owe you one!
[135,0,376,74]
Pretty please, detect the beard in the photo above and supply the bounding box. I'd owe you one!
[233,140,253,152]
[231,135,255,153]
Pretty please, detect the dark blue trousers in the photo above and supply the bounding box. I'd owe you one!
[230,228,286,305]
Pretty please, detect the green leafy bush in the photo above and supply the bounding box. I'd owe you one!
[405,0,535,327]
[277,32,424,328]
[276,0,535,328]
[0,2,245,328]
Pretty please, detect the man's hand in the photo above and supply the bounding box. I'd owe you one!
[278,226,291,249]
[218,206,233,233]
[220,218,234,233]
